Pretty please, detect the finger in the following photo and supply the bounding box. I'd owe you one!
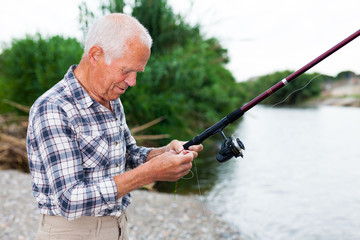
[172,140,184,153]
[178,151,194,164]
[182,160,192,169]
[179,162,192,176]
[179,149,190,155]
[191,151,198,158]
[178,140,187,145]
[188,144,204,152]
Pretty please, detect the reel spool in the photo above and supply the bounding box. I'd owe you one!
[216,131,245,163]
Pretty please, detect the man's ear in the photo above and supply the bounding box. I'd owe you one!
[88,46,104,64]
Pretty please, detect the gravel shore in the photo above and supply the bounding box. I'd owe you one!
[0,170,242,240]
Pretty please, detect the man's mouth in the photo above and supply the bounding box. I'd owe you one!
[116,86,127,93]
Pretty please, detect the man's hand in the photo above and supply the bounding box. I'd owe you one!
[164,140,203,158]
[148,150,194,182]
[113,140,204,199]
[142,139,204,182]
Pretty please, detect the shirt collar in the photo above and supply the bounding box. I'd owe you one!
[65,65,95,109]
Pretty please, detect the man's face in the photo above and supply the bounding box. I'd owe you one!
[91,41,150,103]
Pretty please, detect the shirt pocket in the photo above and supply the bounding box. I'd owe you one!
[78,131,109,168]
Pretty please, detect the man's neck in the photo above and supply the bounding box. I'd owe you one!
[74,59,112,111]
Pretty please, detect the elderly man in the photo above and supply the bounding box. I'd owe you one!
[27,13,203,240]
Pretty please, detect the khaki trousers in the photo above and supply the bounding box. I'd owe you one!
[35,211,129,240]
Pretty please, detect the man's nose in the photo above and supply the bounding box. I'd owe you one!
[125,72,137,87]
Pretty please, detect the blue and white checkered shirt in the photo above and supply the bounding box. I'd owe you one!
[27,65,152,220]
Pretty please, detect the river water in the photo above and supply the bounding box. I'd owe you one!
[202,105,360,240]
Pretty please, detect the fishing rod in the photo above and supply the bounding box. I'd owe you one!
[183,29,360,162]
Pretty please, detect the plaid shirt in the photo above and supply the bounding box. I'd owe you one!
[27,65,152,220]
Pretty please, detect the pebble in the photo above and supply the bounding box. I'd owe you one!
[0,170,243,240]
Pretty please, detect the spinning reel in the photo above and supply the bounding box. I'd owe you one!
[183,110,246,163]
[216,131,245,163]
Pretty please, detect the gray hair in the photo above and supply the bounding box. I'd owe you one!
[84,13,152,64]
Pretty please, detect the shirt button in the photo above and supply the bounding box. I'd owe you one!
[115,164,119,167]
[117,207,120,210]
[114,142,119,146]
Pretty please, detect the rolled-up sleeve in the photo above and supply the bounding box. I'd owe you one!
[29,102,118,220]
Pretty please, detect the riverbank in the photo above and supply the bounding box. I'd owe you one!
[313,77,360,107]
[311,96,360,107]
[0,170,242,240]
[309,82,360,107]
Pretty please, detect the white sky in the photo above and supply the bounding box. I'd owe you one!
[1,0,359,81]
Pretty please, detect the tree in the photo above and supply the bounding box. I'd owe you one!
[131,0,201,55]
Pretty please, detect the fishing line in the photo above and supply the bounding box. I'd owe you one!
[181,169,194,180]
[175,159,208,216]
[193,159,208,216]
[270,74,323,108]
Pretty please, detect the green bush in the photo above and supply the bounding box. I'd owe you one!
[0,34,83,113]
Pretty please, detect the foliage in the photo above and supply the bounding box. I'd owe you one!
[0,34,83,113]
[131,0,202,55]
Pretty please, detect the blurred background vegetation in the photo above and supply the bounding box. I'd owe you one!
[0,0,357,147]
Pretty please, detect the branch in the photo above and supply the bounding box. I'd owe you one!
[2,99,30,113]
[0,133,26,149]
[131,116,166,134]
[133,134,170,140]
